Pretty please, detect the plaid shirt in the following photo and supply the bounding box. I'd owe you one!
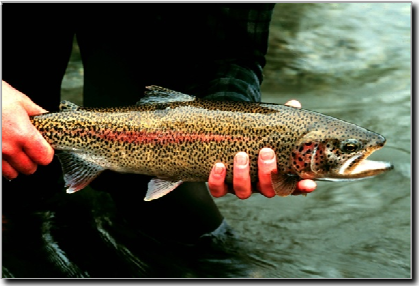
[191,4,275,103]
[141,4,275,103]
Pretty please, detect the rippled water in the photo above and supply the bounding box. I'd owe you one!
[214,3,411,278]
[61,3,411,278]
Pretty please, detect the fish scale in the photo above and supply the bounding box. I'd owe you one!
[30,86,393,201]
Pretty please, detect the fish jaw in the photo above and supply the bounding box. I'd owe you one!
[317,154,394,181]
[341,158,394,178]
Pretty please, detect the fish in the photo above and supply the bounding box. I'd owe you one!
[30,85,393,201]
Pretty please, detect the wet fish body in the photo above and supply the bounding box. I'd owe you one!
[30,86,393,200]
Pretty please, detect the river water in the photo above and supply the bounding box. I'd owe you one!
[61,3,411,278]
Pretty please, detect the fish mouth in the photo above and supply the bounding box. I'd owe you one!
[320,150,393,181]
[341,157,394,179]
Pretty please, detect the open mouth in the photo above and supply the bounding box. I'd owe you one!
[321,151,393,181]
[346,158,394,178]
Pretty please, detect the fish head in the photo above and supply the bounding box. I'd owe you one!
[290,123,393,181]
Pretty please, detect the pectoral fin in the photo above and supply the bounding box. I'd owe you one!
[144,178,183,201]
[56,151,105,193]
[271,172,299,197]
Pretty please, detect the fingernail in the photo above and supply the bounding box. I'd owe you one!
[285,99,301,109]
[298,179,317,193]
[235,153,248,165]
[214,163,224,175]
[260,149,274,161]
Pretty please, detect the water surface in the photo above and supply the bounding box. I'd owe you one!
[215,3,411,278]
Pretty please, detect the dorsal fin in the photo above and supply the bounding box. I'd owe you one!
[59,100,80,111]
[137,85,196,105]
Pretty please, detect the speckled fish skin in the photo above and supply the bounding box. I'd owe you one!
[30,86,392,199]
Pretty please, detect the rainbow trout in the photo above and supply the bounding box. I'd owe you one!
[30,86,393,201]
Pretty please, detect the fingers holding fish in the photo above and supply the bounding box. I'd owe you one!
[209,148,315,199]
[257,148,277,198]
[2,116,53,177]
[208,163,229,197]
[232,152,252,199]
[3,138,38,177]
[2,81,54,179]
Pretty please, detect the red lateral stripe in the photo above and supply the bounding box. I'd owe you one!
[89,130,250,145]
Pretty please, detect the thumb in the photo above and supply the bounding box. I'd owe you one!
[2,81,48,116]
[20,94,48,116]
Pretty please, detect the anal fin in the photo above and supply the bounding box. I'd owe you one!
[144,178,183,201]
[56,151,105,193]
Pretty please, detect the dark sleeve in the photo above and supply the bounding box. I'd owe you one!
[190,4,275,103]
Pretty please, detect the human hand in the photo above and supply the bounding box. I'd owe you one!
[2,81,54,180]
[207,99,317,199]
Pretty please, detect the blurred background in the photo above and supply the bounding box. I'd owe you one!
[61,3,411,278]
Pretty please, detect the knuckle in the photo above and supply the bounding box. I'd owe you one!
[37,152,54,166]
[2,143,18,158]
[233,173,248,180]
[207,180,223,191]
[208,183,226,197]
[26,131,43,145]
[259,181,273,190]
[233,166,249,178]
[207,181,217,190]
[2,149,14,160]
[232,181,251,198]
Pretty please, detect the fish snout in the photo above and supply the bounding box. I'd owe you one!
[368,133,386,149]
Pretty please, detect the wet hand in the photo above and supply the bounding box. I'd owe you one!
[2,81,54,180]
[207,99,317,199]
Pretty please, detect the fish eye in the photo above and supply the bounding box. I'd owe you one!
[340,139,362,153]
